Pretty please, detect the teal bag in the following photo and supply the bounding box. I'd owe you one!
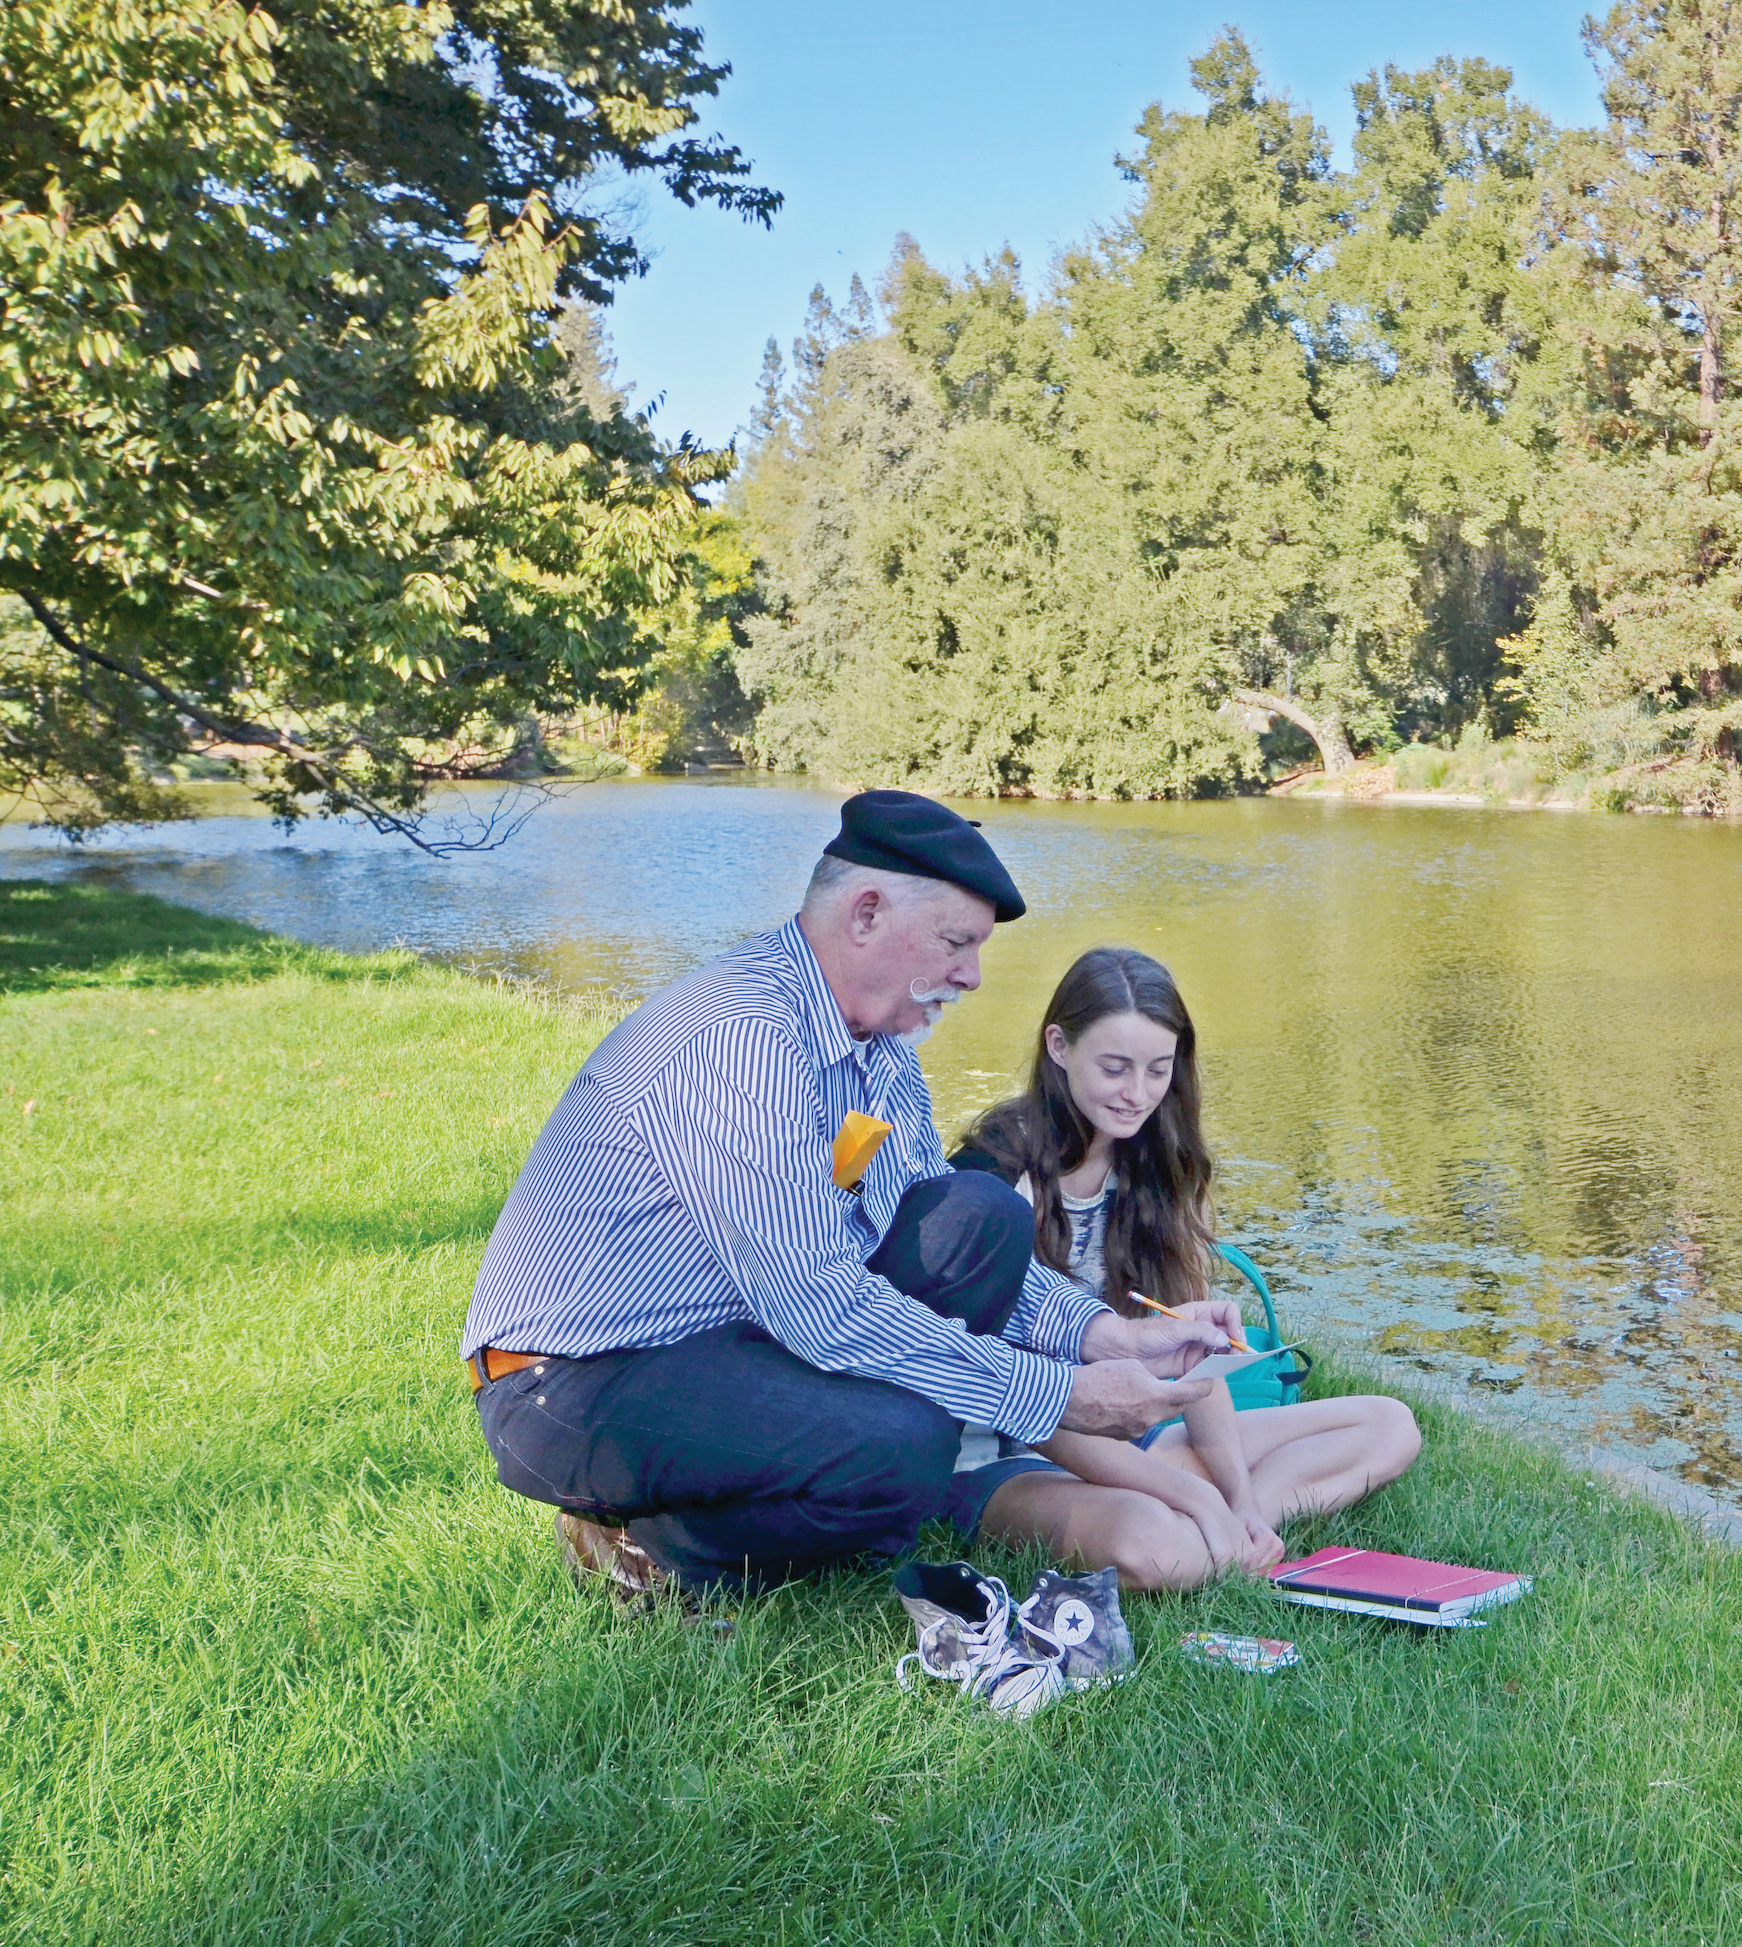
[1214,1242,1312,1411]
[1133,1243,1311,1448]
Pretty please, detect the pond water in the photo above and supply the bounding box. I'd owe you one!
[7,777,1742,1498]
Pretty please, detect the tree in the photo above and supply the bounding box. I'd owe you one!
[0,0,778,846]
[733,17,1742,801]
[1551,0,1742,757]
[885,239,1062,434]
[737,327,947,772]
[1058,34,1347,776]
[749,337,787,444]
[607,510,760,769]
[739,40,1335,795]
[1315,57,1567,742]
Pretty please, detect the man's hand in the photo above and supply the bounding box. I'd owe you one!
[1055,1359,1216,1440]
[1079,1309,1229,1377]
[1172,1295,1245,1340]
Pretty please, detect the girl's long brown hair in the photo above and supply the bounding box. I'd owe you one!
[962,947,1214,1318]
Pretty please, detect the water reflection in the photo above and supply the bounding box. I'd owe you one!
[7,780,1741,1495]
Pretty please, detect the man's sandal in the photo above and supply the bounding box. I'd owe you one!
[553,1511,732,1632]
[554,1510,669,1606]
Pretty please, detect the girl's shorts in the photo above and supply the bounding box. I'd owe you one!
[936,1455,1069,1538]
[940,1417,1184,1536]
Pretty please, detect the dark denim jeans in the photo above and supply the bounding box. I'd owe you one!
[473,1169,1035,1593]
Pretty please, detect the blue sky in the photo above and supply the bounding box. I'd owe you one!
[601,1,1606,450]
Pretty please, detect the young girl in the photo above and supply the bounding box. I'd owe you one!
[949,946,1420,1591]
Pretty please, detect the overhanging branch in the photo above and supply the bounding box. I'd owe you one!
[15,589,523,856]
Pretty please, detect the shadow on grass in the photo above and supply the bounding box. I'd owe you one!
[11,1380,1741,1944]
[0,881,414,997]
[89,1511,1718,1947]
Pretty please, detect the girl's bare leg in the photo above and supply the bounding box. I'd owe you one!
[977,1474,1216,1592]
[1141,1395,1420,1529]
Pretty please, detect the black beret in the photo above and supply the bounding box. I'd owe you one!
[822,790,1026,923]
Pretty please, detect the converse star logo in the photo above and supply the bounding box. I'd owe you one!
[1055,1598,1095,1644]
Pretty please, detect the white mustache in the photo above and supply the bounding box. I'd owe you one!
[899,981,961,1046]
[909,982,960,1007]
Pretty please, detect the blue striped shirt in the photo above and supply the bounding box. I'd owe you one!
[462,916,1105,1442]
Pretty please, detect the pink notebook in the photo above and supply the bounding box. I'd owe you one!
[1268,1547,1532,1628]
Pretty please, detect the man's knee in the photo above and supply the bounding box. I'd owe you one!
[869,1169,1035,1332]
[934,1168,1035,1259]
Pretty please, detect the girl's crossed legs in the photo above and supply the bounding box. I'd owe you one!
[978,1394,1421,1592]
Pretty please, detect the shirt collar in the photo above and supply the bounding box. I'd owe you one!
[777,915,859,1070]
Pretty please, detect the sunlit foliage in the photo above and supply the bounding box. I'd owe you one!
[738,13,1742,796]
[0,0,776,845]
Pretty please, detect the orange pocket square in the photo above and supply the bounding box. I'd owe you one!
[832,1110,892,1190]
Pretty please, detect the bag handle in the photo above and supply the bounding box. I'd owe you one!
[1212,1241,1282,1344]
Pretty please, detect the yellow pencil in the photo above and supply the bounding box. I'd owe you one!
[1130,1292,1252,1353]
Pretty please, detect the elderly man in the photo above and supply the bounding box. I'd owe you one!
[462,790,1230,1596]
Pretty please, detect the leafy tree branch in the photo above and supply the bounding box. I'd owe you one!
[0,0,777,843]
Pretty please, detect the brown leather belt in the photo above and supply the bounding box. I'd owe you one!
[466,1347,550,1393]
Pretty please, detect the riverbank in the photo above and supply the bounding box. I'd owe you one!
[4,881,1741,1944]
[1272,737,1742,817]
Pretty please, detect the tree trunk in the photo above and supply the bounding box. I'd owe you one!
[1233,688,1356,774]
[1701,168,1725,448]
[1699,322,1721,447]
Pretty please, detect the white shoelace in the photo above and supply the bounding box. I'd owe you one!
[896,1574,1068,1718]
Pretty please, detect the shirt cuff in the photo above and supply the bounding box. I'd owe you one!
[1007,1261,1110,1363]
[990,1346,1078,1446]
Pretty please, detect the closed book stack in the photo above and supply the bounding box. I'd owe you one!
[1268,1547,1532,1628]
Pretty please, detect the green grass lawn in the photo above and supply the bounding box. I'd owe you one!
[3,877,1740,1946]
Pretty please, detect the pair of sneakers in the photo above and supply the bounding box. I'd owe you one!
[892,1560,1135,1719]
